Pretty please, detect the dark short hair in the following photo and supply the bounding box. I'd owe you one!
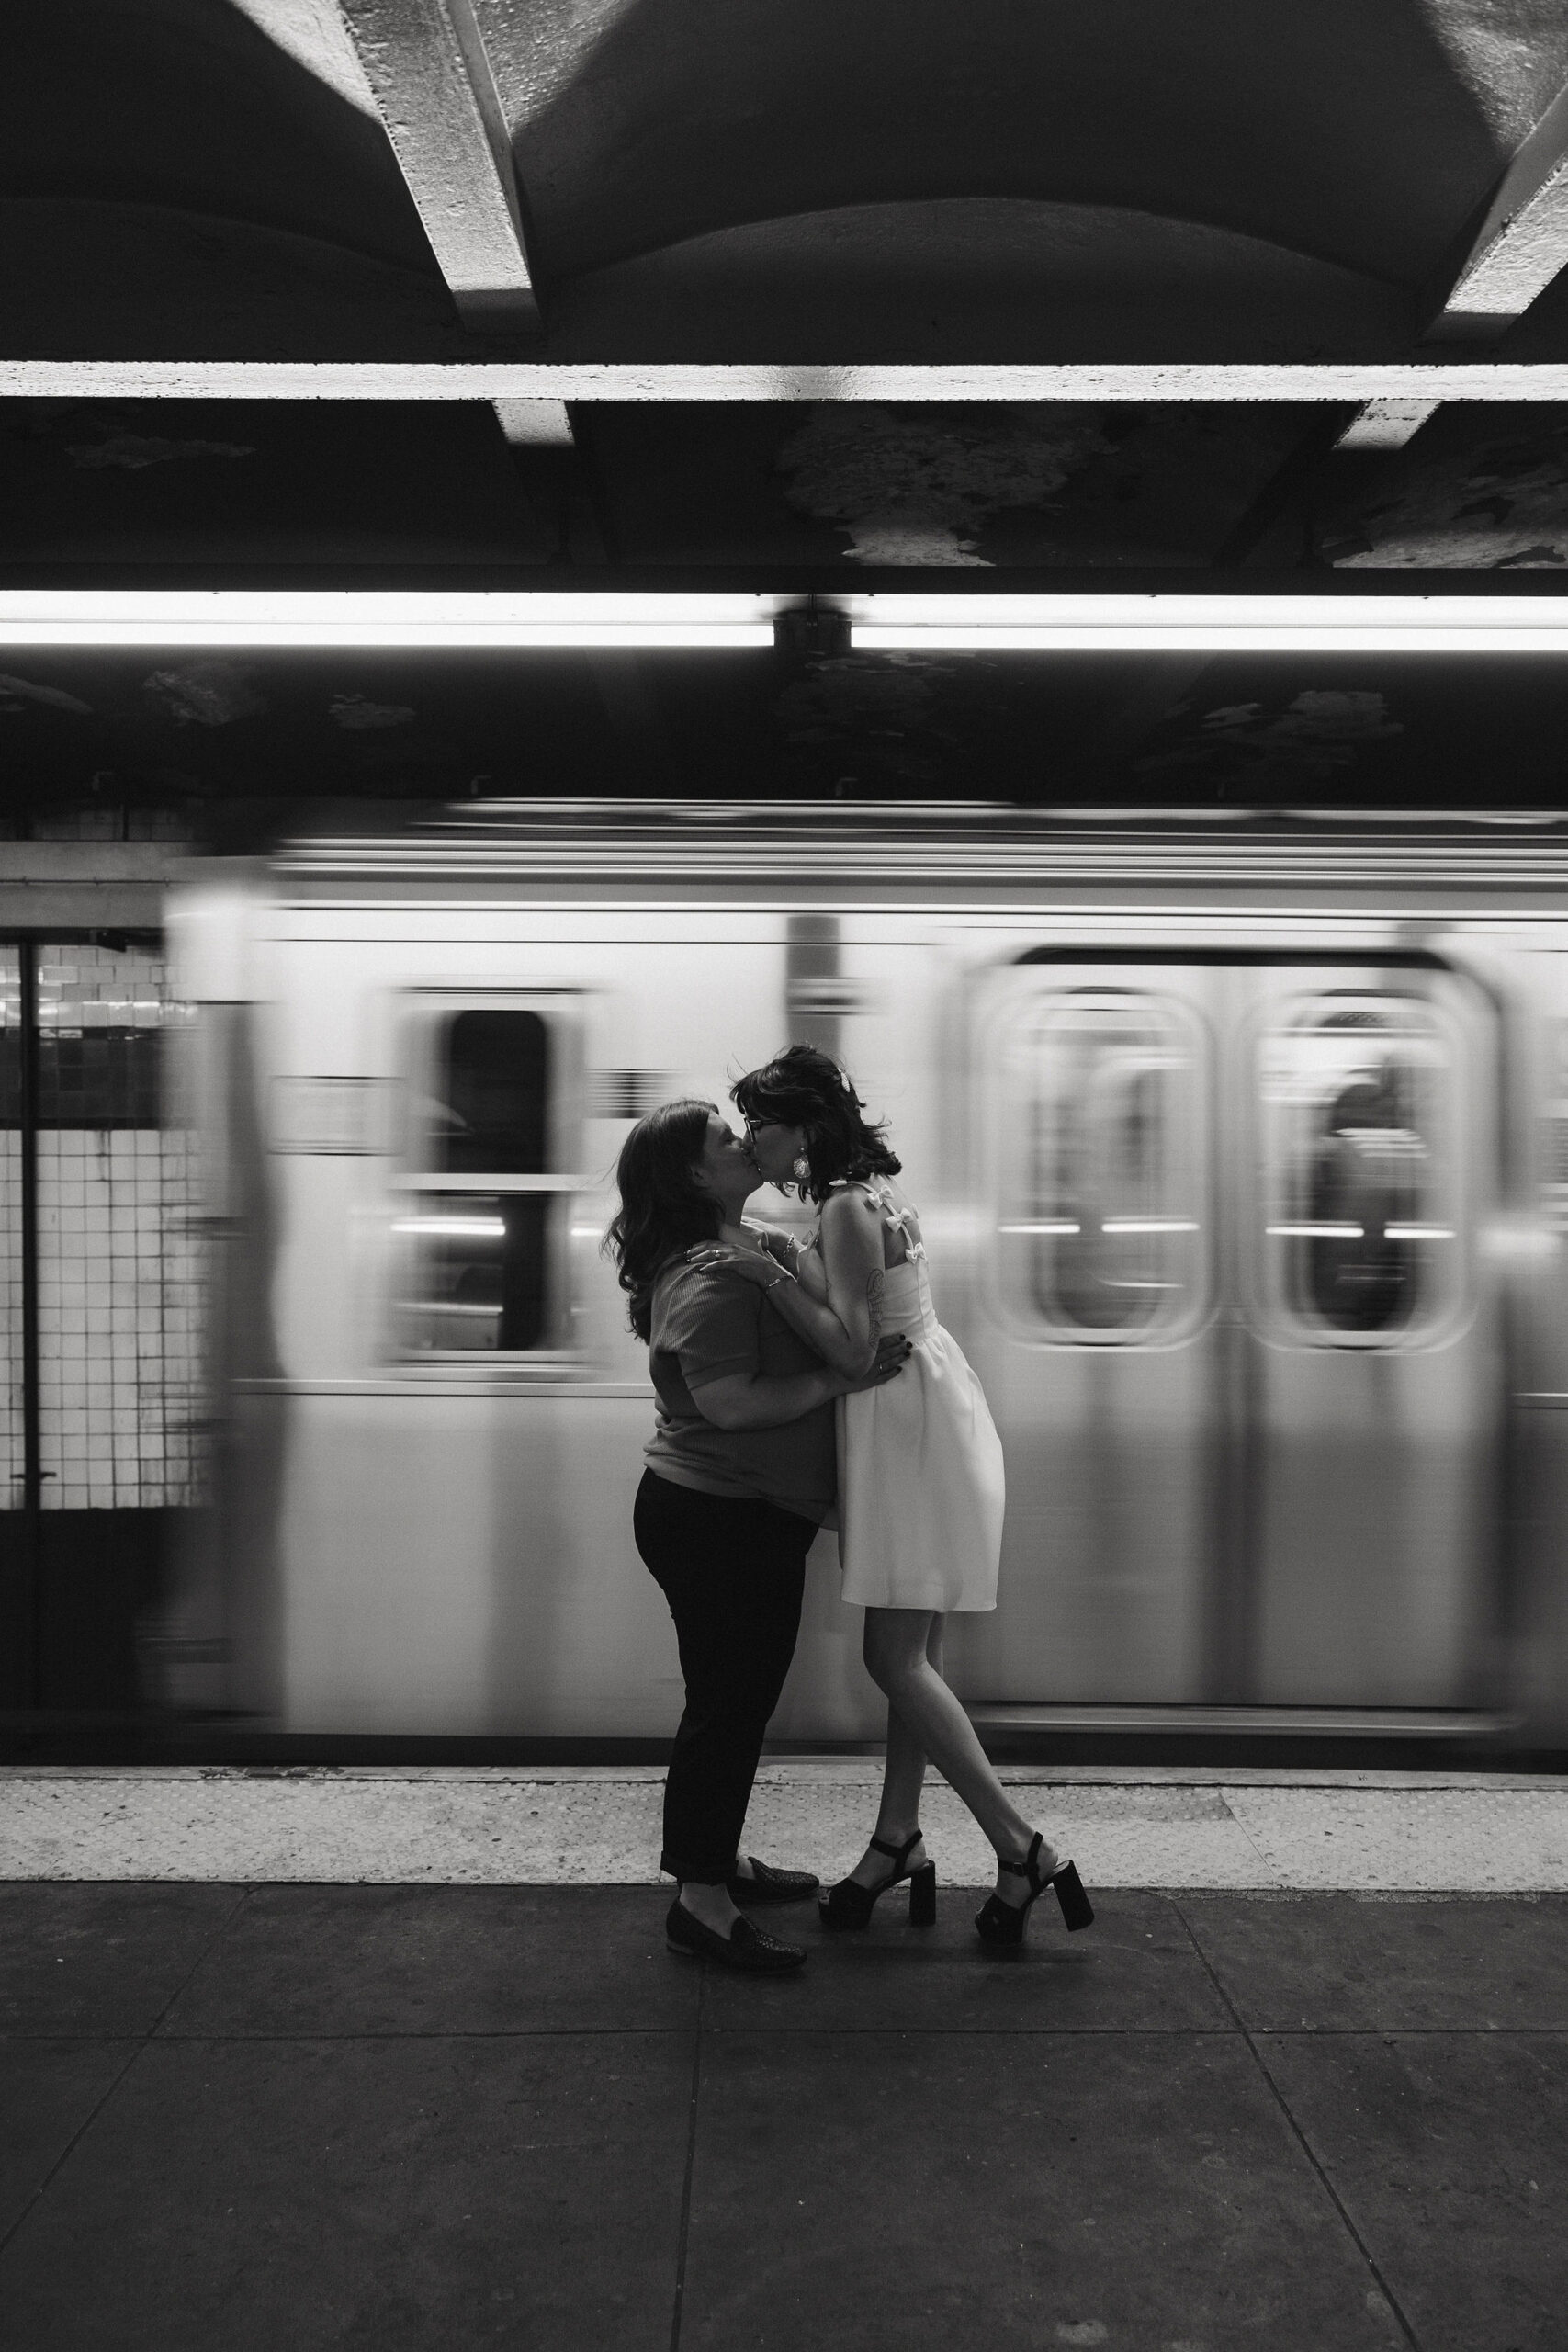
[731,1046,900,1206]
[603,1099,721,1340]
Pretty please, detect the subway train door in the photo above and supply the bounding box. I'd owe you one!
[961,957,1499,1711]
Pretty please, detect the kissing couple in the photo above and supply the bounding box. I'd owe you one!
[605,1044,1093,1973]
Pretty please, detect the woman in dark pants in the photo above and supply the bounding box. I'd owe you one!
[606,1099,908,1975]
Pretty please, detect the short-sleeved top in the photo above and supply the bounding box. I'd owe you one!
[643,1259,835,1521]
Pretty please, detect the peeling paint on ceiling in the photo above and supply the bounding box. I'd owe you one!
[1134,689,1404,784]
[0,673,94,715]
[1329,419,1568,569]
[329,692,416,729]
[141,662,267,727]
[776,404,1113,565]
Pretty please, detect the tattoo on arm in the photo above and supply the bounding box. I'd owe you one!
[866,1267,886,1340]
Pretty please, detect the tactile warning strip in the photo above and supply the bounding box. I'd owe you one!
[2,1766,1566,1889]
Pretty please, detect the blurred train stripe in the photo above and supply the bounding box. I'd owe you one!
[2,1765,1566,1892]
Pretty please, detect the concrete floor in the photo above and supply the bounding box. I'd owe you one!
[6,1763,1568,1890]
[2,1875,1566,2350]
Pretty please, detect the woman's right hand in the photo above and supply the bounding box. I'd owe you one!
[685,1241,780,1290]
[843,1334,912,1394]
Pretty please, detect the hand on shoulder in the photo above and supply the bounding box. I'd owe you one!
[684,1241,786,1291]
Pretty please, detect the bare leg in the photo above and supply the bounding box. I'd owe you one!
[847,1613,942,1887]
[860,1607,1058,1906]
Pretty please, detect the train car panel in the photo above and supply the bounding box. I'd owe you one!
[162,813,1568,1747]
[273,1394,675,1736]
[1244,962,1500,1708]
[959,948,1505,1714]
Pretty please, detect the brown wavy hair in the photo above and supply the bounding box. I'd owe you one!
[731,1046,899,1207]
[603,1099,722,1341]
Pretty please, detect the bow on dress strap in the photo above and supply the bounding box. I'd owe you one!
[852,1180,928,1262]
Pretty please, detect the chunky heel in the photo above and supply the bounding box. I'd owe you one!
[974,1833,1094,1948]
[1051,1858,1094,1933]
[820,1828,930,1931]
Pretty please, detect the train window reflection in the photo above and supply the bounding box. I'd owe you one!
[397,1007,570,1355]
[997,989,1205,1339]
[1259,996,1461,1340]
[437,1012,548,1177]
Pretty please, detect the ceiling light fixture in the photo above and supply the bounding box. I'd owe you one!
[843,594,1568,654]
[0,591,784,650]
[3,589,1568,654]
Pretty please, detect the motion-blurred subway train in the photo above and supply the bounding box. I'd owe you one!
[164,801,1568,1749]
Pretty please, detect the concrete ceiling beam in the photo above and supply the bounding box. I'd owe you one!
[1333,78,1568,453]
[1425,77,1568,345]
[8,361,1568,401]
[491,398,574,446]
[336,0,542,344]
[1332,398,1443,452]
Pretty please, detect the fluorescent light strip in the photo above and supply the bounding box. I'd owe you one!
[0,591,783,650]
[849,592,1568,653]
[999,1217,1199,1236]
[854,626,1568,652]
[844,593,1568,654]
[1267,1223,1365,1238]
[393,1216,507,1238]
[853,594,1568,626]
[6,589,1568,651]
[1100,1217,1200,1236]
[1383,1225,1455,1241]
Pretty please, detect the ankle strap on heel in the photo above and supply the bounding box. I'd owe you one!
[996,1832,1046,1887]
[868,1828,923,1868]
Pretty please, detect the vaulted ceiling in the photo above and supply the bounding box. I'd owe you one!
[6,1,1568,831]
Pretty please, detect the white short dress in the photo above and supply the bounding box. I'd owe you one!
[830,1181,1004,1613]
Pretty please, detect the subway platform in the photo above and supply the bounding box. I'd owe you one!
[3,1764,1567,2351]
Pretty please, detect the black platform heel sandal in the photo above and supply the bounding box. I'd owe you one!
[819,1829,938,1931]
[974,1834,1094,1948]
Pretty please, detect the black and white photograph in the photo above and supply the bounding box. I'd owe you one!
[5,5,1568,2346]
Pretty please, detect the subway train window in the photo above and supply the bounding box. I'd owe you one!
[1258,994,1461,1340]
[997,989,1205,1339]
[394,1003,581,1356]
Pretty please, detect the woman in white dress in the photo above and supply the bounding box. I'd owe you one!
[689,1046,1092,1949]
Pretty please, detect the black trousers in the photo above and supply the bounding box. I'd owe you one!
[635,1469,814,1885]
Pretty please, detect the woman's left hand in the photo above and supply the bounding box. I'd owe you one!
[686,1243,784,1290]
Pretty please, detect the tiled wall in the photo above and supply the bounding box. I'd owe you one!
[2,944,206,1512]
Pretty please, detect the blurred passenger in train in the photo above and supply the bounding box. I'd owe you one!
[1305,1064,1427,1333]
[606,1099,911,1975]
[699,1046,1093,1949]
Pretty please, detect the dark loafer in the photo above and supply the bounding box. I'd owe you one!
[726,1857,821,1906]
[665,1900,807,1973]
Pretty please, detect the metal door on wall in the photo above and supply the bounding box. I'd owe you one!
[0,938,204,1720]
[960,956,1500,1713]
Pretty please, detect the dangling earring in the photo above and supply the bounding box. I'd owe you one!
[792,1152,811,1185]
